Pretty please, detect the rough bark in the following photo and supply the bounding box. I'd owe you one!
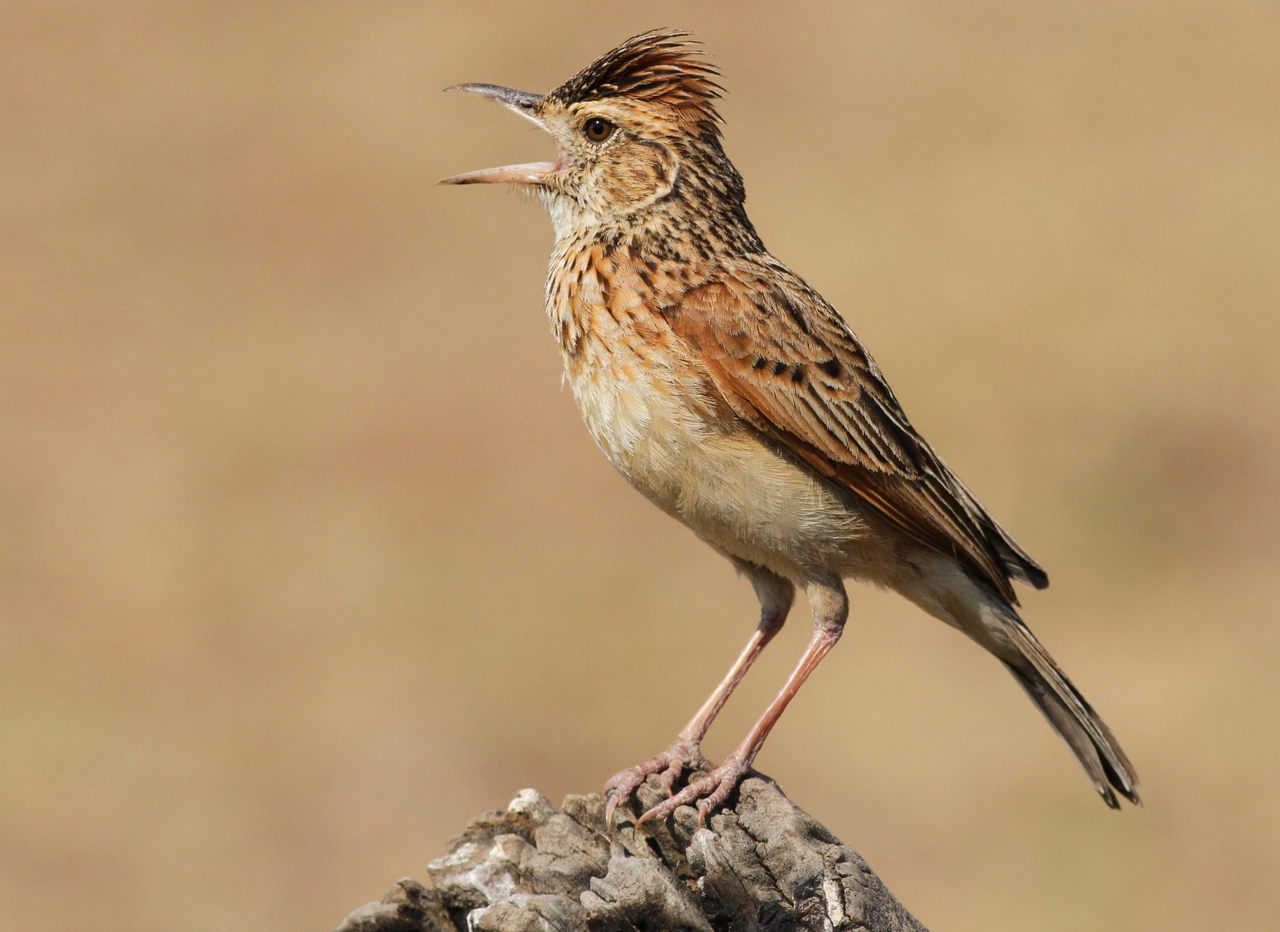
[336,775,928,932]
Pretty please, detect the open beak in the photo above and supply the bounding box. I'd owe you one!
[438,83,557,186]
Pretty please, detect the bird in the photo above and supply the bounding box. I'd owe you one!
[439,29,1139,824]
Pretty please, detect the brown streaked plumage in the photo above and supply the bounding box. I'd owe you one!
[441,29,1139,823]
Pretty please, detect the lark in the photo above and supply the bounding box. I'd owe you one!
[441,30,1138,823]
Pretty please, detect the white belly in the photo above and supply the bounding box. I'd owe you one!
[566,362,871,580]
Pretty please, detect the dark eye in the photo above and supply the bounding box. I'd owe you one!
[582,117,614,143]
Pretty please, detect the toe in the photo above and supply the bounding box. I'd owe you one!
[603,767,640,795]
[635,759,748,826]
[699,776,735,817]
[637,776,706,825]
[602,769,647,824]
[604,789,631,825]
[658,759,685,794]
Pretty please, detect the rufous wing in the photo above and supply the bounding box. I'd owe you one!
[662,262,1046,603]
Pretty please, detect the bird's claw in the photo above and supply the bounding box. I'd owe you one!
[603,738,712,824]
[634,756,749,826]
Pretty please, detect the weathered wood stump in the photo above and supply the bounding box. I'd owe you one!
[336,775,928,931]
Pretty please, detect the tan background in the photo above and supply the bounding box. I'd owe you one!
[4,2,1278,929]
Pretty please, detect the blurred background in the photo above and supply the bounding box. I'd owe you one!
[3,1,1277,929]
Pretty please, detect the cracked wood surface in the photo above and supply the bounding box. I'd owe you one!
[336,776,928,932]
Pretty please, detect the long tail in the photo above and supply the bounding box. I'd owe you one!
[1002,618,1140,808]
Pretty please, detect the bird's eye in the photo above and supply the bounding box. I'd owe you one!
[582,117,615,143]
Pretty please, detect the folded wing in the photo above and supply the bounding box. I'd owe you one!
[661,259,1047,603]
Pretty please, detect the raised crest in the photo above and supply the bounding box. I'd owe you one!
[547,29,724,136]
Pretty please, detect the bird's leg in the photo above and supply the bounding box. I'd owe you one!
[636,580,848,826]
[604,567,793,824]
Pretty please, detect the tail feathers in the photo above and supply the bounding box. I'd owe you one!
[1003,622,1140,808]
[994,535,1049,591]
[947,472,1049,591]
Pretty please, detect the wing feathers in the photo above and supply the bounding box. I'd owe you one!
[662,258,1046,601]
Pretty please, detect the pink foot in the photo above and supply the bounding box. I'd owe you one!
[603,737,712,824]
[635,754,751,826]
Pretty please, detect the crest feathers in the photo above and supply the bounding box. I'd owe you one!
[547,29,724,135]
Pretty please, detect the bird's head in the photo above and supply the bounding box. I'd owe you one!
[441,30,756,248]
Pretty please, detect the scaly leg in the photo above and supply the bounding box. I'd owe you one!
[635,578,848,825]
[604,566,794,823]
